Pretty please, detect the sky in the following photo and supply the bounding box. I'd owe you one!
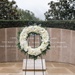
[9,0,58,20]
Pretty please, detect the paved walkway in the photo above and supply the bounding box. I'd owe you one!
[0,61,75,75]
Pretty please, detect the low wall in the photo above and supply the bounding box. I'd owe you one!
[0,28,75,64]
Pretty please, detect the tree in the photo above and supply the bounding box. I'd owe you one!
[44,0,75,20]
[0,0,20,20]
[18,9,40,21]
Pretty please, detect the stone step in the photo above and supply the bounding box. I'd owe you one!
[23,59,46,71]
[23,71,46,75]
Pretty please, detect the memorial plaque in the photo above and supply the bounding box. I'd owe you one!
[60,29,70,62]
[7,28,16,50]
[6,28,16,61]
[71,31,75,63]
[18,50,25,61]
[47,28,61,61]
[17,28,25,61]
[0,29,5,62]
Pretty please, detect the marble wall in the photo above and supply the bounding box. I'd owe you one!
[0,28,75,64]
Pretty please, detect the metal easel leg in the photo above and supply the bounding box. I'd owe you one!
[34,59,35,75]
[25,53,28,75]
[41,55,44,75]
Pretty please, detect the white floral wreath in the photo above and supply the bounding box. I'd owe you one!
[18,25,50,59]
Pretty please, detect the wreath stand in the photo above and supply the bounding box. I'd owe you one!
[22,34,46,75]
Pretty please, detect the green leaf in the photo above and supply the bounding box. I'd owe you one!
[34,56,37,60]
[17,42,21,49]
[42,50,46,55]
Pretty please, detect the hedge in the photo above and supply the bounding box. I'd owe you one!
[0,20,75,30]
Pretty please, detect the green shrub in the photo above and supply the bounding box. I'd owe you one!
[0,20,75,30]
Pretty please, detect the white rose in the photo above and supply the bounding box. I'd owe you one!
[28,49,34,55]
[34,49,41,56]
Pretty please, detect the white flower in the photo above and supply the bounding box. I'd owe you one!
[28,48,41,56]
[19,25,50,58]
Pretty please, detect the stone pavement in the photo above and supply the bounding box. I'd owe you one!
[0,61,75,75]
